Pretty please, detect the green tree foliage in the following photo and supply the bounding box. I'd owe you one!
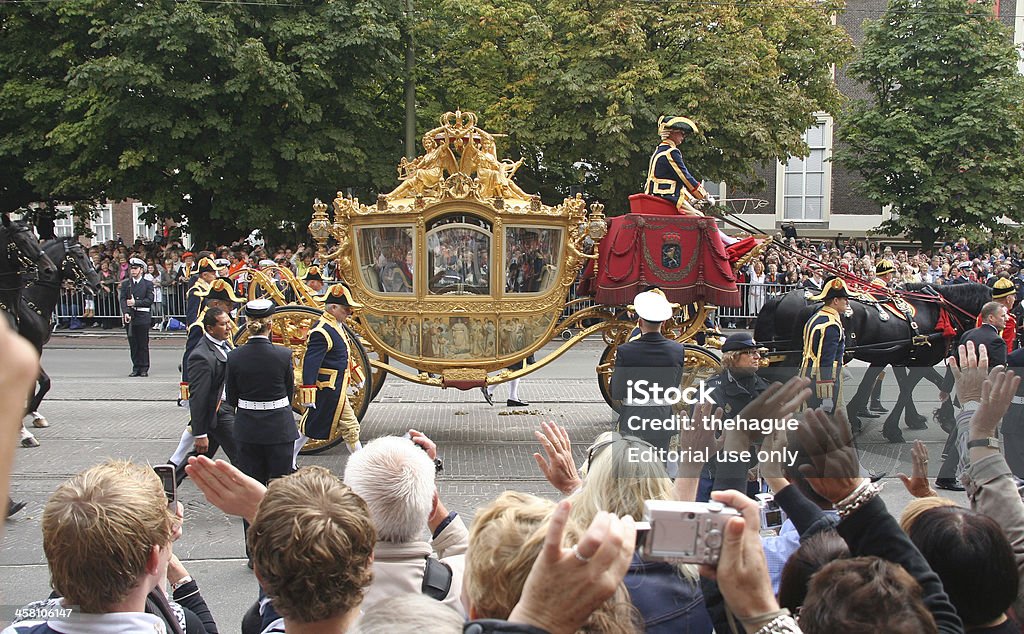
[0,0,405,244]
[2,0,850,237]
[415,0,851,210]
[835,0,1024,246]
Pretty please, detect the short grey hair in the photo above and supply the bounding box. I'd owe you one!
[343,436,435,543]
[349,594,463,634]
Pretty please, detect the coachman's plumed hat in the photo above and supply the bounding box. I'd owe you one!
[875,260,897,276]
[303,266,323,282]
[196,257,217,275]
[658,116,700,136]
[993,277,1017,299]
[195,278,244,305]
[321,283,363,308]
[811,277,851,302]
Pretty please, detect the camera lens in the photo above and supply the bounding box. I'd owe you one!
[686,513,695,520]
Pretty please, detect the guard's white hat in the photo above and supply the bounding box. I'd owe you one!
[129,257,145,268]
[632,290,674,322]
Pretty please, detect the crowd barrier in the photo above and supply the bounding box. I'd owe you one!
[51,281,800,331]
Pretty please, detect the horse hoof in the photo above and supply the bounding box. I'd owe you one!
[31,416,49,428]
[883,429,905,444]
[21,436,40,448]
[906,416,928,430]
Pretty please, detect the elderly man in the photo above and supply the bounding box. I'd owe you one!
[344,434,466,615]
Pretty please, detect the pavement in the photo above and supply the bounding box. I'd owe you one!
[0,332,968,630]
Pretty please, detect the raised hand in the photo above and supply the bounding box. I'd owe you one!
[533,421,581,495]
[796,408,863,504]
[897,440,936,498]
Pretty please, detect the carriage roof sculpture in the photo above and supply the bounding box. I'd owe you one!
[240,110,768,452]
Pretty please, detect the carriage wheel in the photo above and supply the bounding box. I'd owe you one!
[597,343,722,413]
[232,305,372,455]
[361,338,389,401]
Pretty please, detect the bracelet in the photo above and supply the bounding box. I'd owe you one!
[753,614,802,634]
[169,575,193,592]
[737,608,790,626]
[834,480,883,519]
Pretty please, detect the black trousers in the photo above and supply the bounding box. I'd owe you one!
[174,403,239,485]
[126,320,151,372]
[236,440,295,558]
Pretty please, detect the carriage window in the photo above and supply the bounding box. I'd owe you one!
[505,227,562,294]
[357,226,414,294]
[426,218,491,296]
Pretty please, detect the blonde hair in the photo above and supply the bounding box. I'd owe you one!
[246,316,272,336]
[572,433,697,583]
[43,461,174,613]
[466,491,640,633]
[250,466,375,624]
[899,497,958,534]
[721,350,744,369]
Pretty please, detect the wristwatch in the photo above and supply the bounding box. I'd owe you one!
[967,437,1001,450]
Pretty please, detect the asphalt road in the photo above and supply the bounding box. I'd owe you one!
[0,333,965,630]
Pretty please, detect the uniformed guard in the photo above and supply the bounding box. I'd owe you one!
[184,256,218,328]
[228,298,298,565]
[872,260,897,290]
[948,260,972,284]
[179,278,244,401]
[611,289,686,453]
[861,259,899,416]
[985,277,1017,352]
[801,277,850,413]
[644,116,709,213]
[297,283,364,455]
[699,333,770,501]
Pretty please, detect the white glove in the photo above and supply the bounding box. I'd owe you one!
[302,402,315,409]
[821,398,834,411]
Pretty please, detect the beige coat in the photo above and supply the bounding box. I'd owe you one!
[360,514,469,617]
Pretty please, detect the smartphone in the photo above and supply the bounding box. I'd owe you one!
[154,465,176,507]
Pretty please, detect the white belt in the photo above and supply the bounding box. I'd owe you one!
[134,307,150,312]
[1013,396,1024,405]
[238,397,290,410]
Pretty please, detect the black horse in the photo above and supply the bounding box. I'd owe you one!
[17,238,101,438]
[754,282,991,441]
[0,215,49,325]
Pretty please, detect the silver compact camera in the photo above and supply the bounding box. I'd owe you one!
[756,493,786,532]
[635,500,741,565]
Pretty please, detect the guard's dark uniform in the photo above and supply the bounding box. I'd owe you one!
[120,264,154,376]
[228,328,298,485]
[183,333,239,473]
[612,332,686,451]
[298,314,360,443]
[1004,348,1024,478]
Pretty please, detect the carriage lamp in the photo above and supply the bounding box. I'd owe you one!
[309,199,331,250]
[587,203,608,241]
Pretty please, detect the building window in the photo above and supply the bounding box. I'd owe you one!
[55,205,75,237]
[90,203,113,244]
[778,117,832,221]
[702,181,727,203]
[133,203,158,241]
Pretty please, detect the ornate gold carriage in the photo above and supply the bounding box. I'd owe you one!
[243,110,764,453]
